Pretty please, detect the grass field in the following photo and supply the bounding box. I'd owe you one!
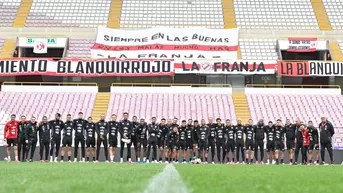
[1,162,343,193]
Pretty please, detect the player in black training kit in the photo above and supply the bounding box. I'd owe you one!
[265,121,275,165]
[274,119,285,164]
[318,116,334,164]
[38,116,51,162]
[178,120,187,163]
[235,119,245,164]
[198,119,210,163]
[49,113,64,162]
[147,117,159,163]
[307,120,319,165]
[193,120,200,160]
[73,112,87,162]
[207,118,216,164]
[167,126,178,163]
[24,117,39,162]
[119,112,133,163]
[85,117,96,162]
[131,116,139,162]
[294,118,304,165]
[244,119,255,164]
[137,118,148,163]
[157,118,168,163]
[17,115,29,162]
[254,119,265,164]
[285,119,296,164]
[186,119,194,162]
[215,118,226,164]
[108,114,119,162]
[96,115,109,163]
[61,114,73,162]
[225,119,235,164]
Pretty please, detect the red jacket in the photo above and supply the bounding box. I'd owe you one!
[4,120,19,140]
[301,129,310,146]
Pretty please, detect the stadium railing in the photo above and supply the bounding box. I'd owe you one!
[111,83,232,87]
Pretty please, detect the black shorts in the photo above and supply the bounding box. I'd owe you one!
[177,141,187,150]
[86,138,96,148]
[157,139,165,148]
[167,142,176,150]
[62,137,72,147]
[226,140,235,152]
[198,141,208,151]
[193,136,198,144]
[286,140,295,150]
[109,138,118,147]
[275,141,285,151]
[309,143,319,150]
[266,142,275,152]
[138,138,147,148]
[6,138,17,146]
[186,140,193,150]
[246,141,255,151]
[131,136,137,145]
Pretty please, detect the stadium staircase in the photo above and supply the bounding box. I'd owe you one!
[91,93,111,120]
[107,0,123,28]
[329,42,343,61]
[221,0,236,29]
[13,0,33,27]
[232,94,250,124]
[311,0,332,30]
[0,39,16,58]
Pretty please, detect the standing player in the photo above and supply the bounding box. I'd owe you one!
[300,124,309,164]
[85,117,96,162]
[108,114,119,162]
[137,118,148,163]
[73,112,87,162]
[165,118,173,160]
[185,119,194,163]
[285,119,296,164]
[215,118,226,164]
[235,119,245,164]
[177,120,187,164]
[60,114,73,163]
[274,119,285,165]
[17,115,28,162]
[147,117,159,163]
[207,118,216,163]
[131,116,139,162]
[318,115,334,164]
[265,121,275,165]
[166,126,178,163]
[4,114,19,162]
[157,118,167,163]
[198,119,210,163]
[38,116,51,162]
[225,119,235,164]
[25,117,39,162]
[96,114,109,163]
[193,120,200,160]
[307,121,319,165]
[294,118,304,165]
[119,112,133,163]
[244,119,255,164]
[49,113,64,162]
[254,119,265,164]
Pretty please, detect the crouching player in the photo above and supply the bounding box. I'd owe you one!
[307,121,319,165]
[166,126,178,163]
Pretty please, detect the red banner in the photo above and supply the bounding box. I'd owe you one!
[277,61,309,76]
[287,38,317,52]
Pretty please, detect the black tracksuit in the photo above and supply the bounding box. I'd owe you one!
[38,123,51,161]
[108,121,119,147]
[285,124,296,150]
[62,121,74,147]
[157,124,167,148]
[131,121,139,152]
[319,121,335,163]
[137,123,148,153]
[96,120,109,161]
[147,123,158,161]
[73,118,87,159]
[17,121,29,161]
[293,124,303,163]
[49,119,64,158]
[215,124,226,163]
[25,122,38,160]
[254,124,265,162]
[119,119,133,159]
[207,123,216,162]
[235,124,245,162]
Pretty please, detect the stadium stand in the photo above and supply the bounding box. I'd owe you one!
[106,93,236,122]
[66,38,94,58]
[0,92,96,124]
[329,41,343,61]
[120,0,224,28]
[0,0,21,27]
[233,0,320,30]
[323,0,343,30]
[239,39,279,60]
[0,37,5,53]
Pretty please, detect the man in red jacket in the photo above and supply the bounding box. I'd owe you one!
[4,114,20,162]
[301,124,310,165]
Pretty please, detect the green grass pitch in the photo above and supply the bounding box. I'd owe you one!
[1,162,343,193]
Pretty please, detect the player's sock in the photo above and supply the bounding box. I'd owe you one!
[183,159,186,162]
[61,156,64,161]
[169,157,172,161]
[245,158,248,163]
[317,160,319,163]
[68,156,71,161]
[110,155,114,162]
[82,158,85,162]
[15,156,18,161]
[205,158,208,162]
[86,157,89,161]
[250,159,253,163]
[309,160,312,163]
[137,157,141,162]
[92,157,95,161]
[290,159,293,163]
[8,156,10,160]
[232,158,235,162]
[159,158,162,161]
[281,159,284,164]
[74,158,77,162]
[129,158,132,162]
[54,157,58,162]
[143,157,146,162]
[276,159,279,164]
[50,156,53,162]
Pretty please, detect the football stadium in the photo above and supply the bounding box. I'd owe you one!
[1,0,343,193]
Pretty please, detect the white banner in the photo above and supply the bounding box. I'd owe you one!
[308,61,343,76]
[287,38,318,52]
[33,39,48,54]
[91,26,239,60]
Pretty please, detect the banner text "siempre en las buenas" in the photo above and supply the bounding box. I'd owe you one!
[0,59,173,76]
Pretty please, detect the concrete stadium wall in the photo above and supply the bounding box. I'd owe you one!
[1,147,342,164]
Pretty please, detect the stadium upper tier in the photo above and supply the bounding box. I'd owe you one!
[0,0,342,30]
